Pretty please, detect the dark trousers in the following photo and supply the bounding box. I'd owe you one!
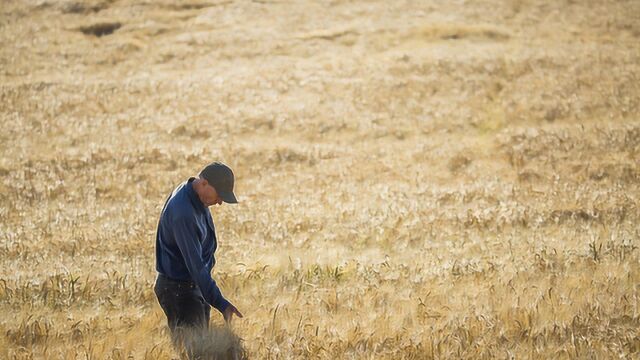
[154,273,210,335]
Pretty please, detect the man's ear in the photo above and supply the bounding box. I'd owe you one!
[200,178,208,187]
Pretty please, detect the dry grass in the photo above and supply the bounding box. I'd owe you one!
[1,0,639,358]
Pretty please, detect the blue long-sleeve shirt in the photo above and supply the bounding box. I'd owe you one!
[155,177,230,313]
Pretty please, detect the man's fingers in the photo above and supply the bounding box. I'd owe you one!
[234,308,244,318]
[229,304,243,317]
[223,304,243,323]
[224,312,233,324]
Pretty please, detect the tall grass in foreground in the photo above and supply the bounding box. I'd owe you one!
[172,326,245,360]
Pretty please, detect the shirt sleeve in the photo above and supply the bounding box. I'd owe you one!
[171,215,230,313]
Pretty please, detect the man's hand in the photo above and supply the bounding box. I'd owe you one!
[223,303,243,324]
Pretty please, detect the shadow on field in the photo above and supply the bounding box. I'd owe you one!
[173,326,246,360]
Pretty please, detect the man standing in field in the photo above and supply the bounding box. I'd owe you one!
[154,162,243,338]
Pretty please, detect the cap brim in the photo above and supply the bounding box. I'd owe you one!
[219,190,238,204]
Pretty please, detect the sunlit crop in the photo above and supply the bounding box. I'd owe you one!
[1,0,639,358]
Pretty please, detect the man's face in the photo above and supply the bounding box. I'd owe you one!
[201,182,223,206]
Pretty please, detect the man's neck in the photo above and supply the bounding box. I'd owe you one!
[191,179,208,207]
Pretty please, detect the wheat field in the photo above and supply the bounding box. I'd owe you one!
[1,0,639,358]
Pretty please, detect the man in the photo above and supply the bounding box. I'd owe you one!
[154,162,243,338]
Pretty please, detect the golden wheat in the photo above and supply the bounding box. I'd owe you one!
[1,0,639,358]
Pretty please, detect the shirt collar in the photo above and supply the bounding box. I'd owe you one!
[186,177,207,213]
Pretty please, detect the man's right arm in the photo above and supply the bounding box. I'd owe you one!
[171,215,230,313]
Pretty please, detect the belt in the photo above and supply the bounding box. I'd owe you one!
[157,273,197,290]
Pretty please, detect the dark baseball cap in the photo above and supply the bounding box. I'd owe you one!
[199,162,238,204]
